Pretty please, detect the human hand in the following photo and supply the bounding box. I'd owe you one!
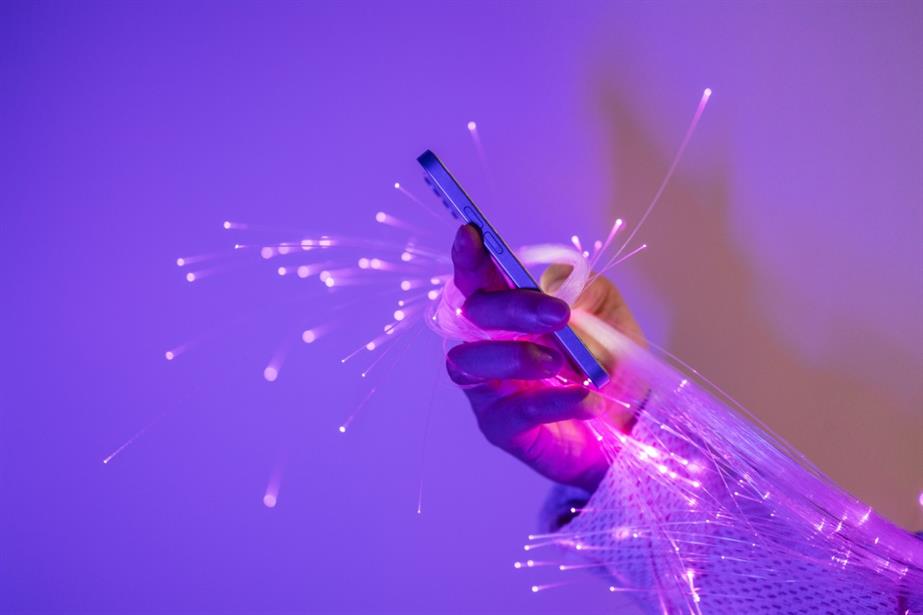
[446,225,645,493]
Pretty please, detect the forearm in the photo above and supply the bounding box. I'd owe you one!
[540,350,923,613]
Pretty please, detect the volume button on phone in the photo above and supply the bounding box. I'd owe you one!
[463,207,484,228]
[482,232,504,254]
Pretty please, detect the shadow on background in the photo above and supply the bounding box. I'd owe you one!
[594,79,921,529]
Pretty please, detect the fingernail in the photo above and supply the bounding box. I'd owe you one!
[452,225,477,259]
[452,228,467,254]
[532,345,563,373]
[581,391,605,415]
[537,298,570,326]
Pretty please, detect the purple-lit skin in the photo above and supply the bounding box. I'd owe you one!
[446,225,645,493]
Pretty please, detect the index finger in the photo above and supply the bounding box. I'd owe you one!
[452,224,507,297]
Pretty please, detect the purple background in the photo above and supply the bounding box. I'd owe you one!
[3,2,921,613]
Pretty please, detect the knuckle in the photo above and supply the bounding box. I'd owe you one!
[516,396,540,421]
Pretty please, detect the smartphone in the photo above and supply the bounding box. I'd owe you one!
[417,149,610,389]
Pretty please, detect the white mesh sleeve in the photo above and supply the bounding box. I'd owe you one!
[551,411,922,614]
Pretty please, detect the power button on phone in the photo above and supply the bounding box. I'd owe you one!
[482,232,504,255]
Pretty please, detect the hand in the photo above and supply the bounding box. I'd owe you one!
[446,224,646,493]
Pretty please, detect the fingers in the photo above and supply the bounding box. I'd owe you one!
[452,224,507,297]
[541,262,647,369]
[539,263,573,295]
[463,289,569,334]
[446,341,563,384]
[475,386,603,448]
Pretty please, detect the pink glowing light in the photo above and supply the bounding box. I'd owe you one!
[102,411,167,465]
[185,272,196,283]
[610,87,713,263]
[602,243,648,272]
[591,218,623,268]
[393,181,446,221]
[165,86,923,612]
[373,211,429,235]
[262,457,286,509]
[263,366,278,382]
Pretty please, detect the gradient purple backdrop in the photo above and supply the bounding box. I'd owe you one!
[2,2,921,614]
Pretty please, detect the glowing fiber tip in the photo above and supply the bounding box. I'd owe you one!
[164,351,175,361]
[222,220,231,230]
[467,121,477,131]
[263,366,278,382]
[302,330,316,344]
[185,272,196,283]
[393,182,401,189]
[262,494,277,508]
[375,211,386,223]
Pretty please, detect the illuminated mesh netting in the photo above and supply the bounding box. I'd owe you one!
[429,244,923,614]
